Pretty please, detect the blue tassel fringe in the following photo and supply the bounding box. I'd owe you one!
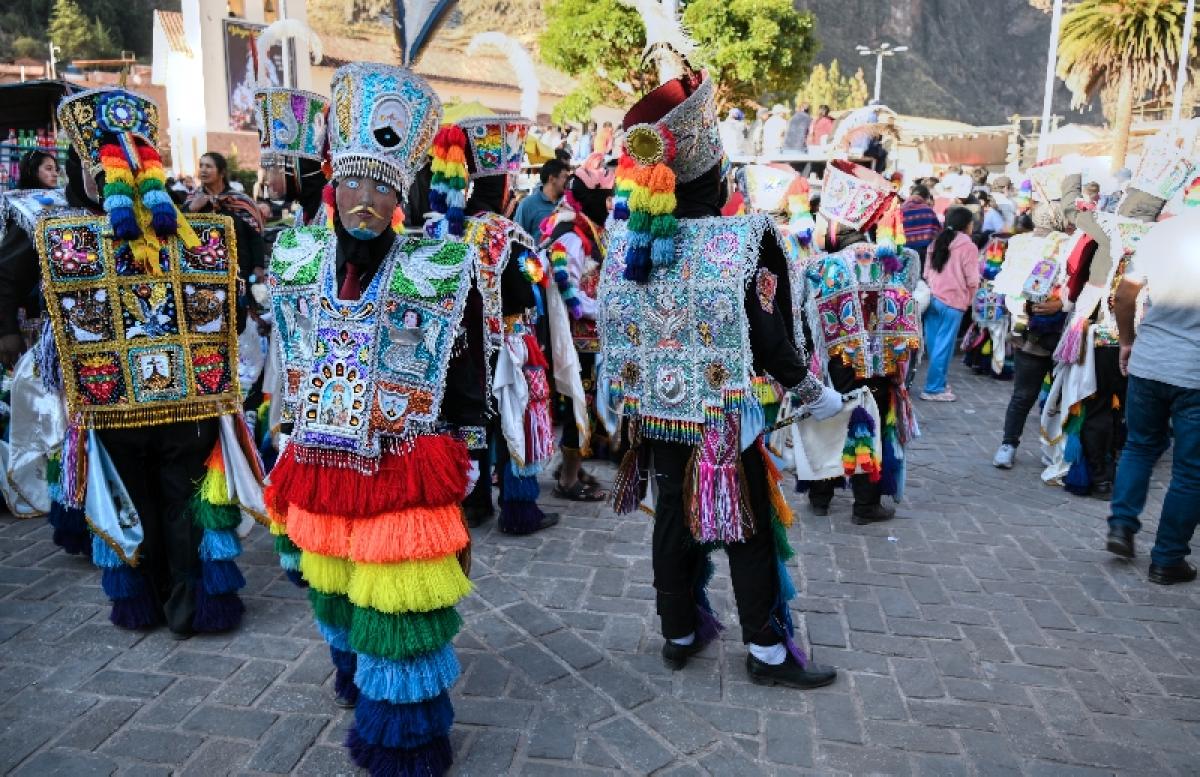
[353,693,454,750]
[317,620,353,652]
[501,465,539,503]
[102,566,146,600]
[199,529,241,562]
[354,646,460,705]
[346,730,453,777]
[201,559,246,595]
[91,535,121,568]
[109,585,160,629]
[193,587,244,632]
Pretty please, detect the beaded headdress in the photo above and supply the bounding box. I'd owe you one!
[613,65,724,282]
[57,88,190,272]
[328,62,442,193]
[818,160,895,232]
[254,88,330,167]
[1130,133,1196,202]
[252,20,328,170]
[429,115,530,236]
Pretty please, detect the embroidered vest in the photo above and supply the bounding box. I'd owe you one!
[599,215,773,444]
[36,213,241,429]
[806,242,920,380]
[462,212,534,345]
[1,189,78,244]
[269,226,472,467]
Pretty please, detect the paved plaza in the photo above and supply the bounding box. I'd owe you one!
[1,359,1198,776]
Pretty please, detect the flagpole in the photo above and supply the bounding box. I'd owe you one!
[1172,0,1197,125]
[1036,0,1064,162]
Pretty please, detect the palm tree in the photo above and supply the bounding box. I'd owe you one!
[1056,0,1191,170]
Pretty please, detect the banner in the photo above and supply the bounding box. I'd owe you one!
[223,19,292,132]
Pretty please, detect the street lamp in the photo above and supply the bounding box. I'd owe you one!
[856,42,908,103]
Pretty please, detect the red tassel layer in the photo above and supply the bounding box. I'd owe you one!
[266,435,469,517]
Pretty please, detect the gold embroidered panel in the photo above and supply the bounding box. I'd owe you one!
[37,213,242,429]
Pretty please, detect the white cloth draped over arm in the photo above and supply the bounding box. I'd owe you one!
[492,334,530,467]
[545,268,590,451]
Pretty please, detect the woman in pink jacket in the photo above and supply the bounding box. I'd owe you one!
[920,206,980,402]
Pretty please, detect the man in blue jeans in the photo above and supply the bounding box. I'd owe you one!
[1104,214,1200,585]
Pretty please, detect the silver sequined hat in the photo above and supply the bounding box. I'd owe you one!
[254,87,330,167]
[621,72,724,184]
[328,62,443,192]
[456,115,530,179]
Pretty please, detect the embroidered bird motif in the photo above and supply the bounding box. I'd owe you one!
[272,230,321,282]
[399,244,463,298]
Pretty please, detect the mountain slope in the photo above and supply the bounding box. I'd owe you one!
[309,0,1087,126]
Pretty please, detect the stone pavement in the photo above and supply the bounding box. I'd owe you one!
[2,359,1199,777]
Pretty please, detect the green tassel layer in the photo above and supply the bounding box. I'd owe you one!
[190,497,241,530]
[348,604,463,661]
[275,534,302,555]
[309,589,354,631]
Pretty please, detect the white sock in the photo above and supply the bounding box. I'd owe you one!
[670,632,695,646]
[749,642,787,665]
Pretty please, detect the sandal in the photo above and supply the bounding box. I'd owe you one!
[553,480,607,502]
[553,466,601,487]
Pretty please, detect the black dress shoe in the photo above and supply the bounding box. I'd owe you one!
[746,653,837,689]
[851,503,895,525]
[1090,482,1113,501]
[1148,561,1197,586]
[809,502,830,517]
[1105,526,1135,558]
[662,639,706,670]
[536,512,561,532]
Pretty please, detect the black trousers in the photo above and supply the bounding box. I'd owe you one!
[650,440,780,646]
[1002,350,1054,446]
[808,362,893,509]
[560,352,595,451]
[97,419,218,632]
[1081,346,1128,485]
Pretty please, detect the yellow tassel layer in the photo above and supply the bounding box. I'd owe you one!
[299,550,353,595]
[347,555,472,614]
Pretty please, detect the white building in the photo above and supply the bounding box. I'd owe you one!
[151,0,316,176]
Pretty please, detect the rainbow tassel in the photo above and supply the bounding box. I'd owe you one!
[136,142,179,237]
[619,154,677,282]
[549,242,582,319]
[841,406,881,481]
[874,201,907,272]
[982,238,1006,280]
[101,144,139,240]
[429,125,468,237]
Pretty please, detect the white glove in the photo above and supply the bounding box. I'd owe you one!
[807,385,844,421]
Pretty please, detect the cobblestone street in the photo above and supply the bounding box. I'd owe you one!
[1,359,1198,776]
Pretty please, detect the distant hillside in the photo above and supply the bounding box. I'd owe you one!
[795,0,1091,125]
[305,0,1095,127]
